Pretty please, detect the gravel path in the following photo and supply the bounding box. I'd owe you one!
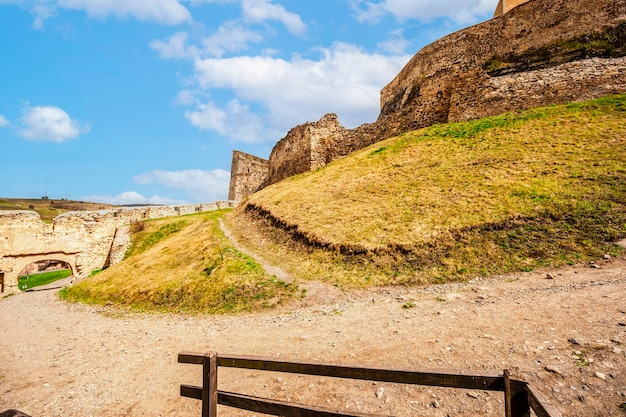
[1,258,625,417]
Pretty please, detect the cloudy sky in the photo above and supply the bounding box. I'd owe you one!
[0,0,498,205]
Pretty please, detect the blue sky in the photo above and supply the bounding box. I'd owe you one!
[0,0,497,205]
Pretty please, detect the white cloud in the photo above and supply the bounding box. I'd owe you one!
[189,42,411,138]
[0,115,9,127]
[354,0,498,24]
[242,0,305,35]
[151,32,196,59]
[377,29,409,54]
[4,0,192,27]
[19,105,90,143]
[151,24,263,60]
[85,191,188,206]
[185,99,276,143]
[59,0,192,24]
[134,168,230,202]
[200,22,263,57]
[31,4,55,29]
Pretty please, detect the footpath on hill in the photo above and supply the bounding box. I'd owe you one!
[1,256,626,417]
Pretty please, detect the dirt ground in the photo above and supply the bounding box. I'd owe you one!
[1,256,625,417]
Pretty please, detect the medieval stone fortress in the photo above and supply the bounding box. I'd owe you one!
[228,0,626,200]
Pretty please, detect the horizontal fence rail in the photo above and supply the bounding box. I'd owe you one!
[178,351,562,417]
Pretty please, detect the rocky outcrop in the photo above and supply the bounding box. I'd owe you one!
[229,0,626,199]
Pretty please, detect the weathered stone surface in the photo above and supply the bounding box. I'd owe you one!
[229,0,626,200]
[228,151,269,201]
[0,201,237,294]
[267,114,345,186]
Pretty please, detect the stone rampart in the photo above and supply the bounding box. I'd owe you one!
[0,201,237,294]
[228,151,269,201]
[267,114,346,186]
[229,0,626,200]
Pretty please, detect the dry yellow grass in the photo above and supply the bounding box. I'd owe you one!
[231,95,626,286]
[61,210,298,313]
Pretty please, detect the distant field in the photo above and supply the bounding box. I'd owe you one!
[0,198,116,222]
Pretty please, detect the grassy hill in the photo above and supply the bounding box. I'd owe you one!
[60,95,626,312]
[60,210,298,313]
[228,94,626,287]
[0,198,116,222]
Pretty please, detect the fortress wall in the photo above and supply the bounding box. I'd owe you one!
[450,56,626,123]
[228,151,269,201]
[378,0,626,137]
[267,123,311,185]
[0,201,237,293]
[228,0,626,200]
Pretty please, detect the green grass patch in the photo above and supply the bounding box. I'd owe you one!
[124,220,188,258]
[18,269,72,291]
[60,210,298,314]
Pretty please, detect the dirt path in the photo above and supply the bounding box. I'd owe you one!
[219,218,293,283]
[1,258,625,417]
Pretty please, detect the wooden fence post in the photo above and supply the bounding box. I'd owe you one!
[504,369,512,417]
[202,352,218,417]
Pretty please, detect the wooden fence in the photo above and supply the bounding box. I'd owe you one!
[178,352,562,417]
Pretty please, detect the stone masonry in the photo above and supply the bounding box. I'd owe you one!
[228,151,269,201]
[229,0,626,200]
[0,201,236,294]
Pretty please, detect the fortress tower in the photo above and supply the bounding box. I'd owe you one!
[494,0,532,16]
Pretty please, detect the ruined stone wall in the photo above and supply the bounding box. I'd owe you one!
[0,201,237,294]
[229,0,626,199]
[266,113,347,186]
[266,123,311,185]
[228,151,269,201]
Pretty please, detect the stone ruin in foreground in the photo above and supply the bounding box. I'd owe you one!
[228,0,626,201]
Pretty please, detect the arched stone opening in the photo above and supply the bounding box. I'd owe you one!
[18,259,72,277]
[1,253,78,294]
[14,257,77,291]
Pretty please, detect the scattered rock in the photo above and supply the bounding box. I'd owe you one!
[594,372,606,380]
[467,391,479,399]
[546,273,555,279]
[375,387,384,399]
[431,400,440,408]
[545,365,565,377]
[568,338,582,345]
[603,254,611,260]
[578,395,585,402]
[613,347,623,354]
[590,264,600,269]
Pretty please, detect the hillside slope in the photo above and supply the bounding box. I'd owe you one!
[61,210,297,313]
[229,95,626,286]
